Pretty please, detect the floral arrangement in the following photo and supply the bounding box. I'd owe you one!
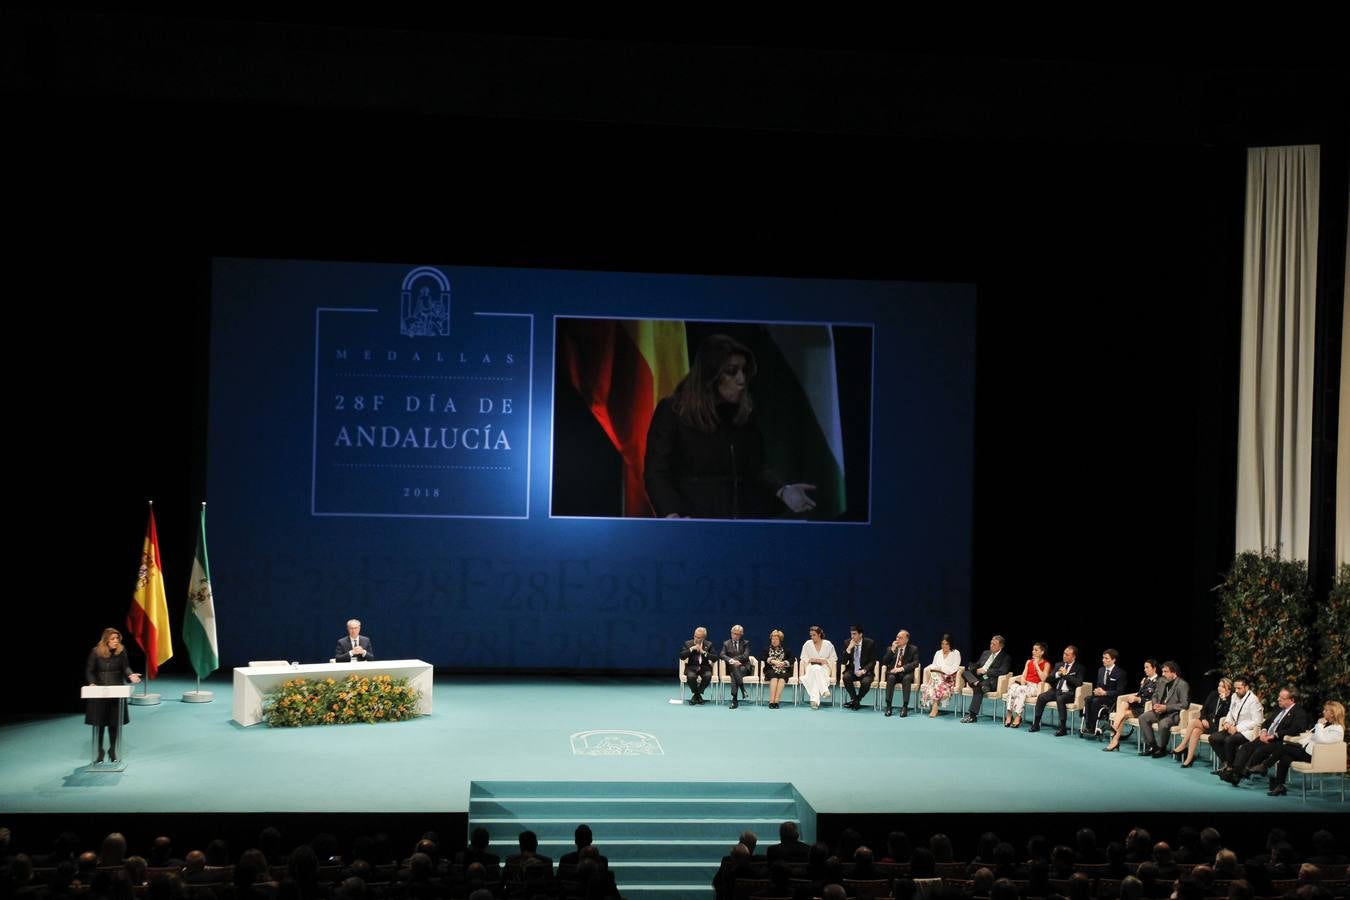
[1317,563,1350,706]
[263,674,421,727]
[1215,550,1313,705]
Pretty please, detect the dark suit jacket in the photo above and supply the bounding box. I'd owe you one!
[882,643,920,675]
[1261,704,1310,740]
[766,839,810,864]
[559,850,608,869]
[967,649,1012,681]
[842,636,876,675]
[1093,665,1126,700]
[720,638,751,670]
[457,849,499,870]
[680,639,714,675]
[713,859,762,900]
[503,852,553,878]
[335,635,374,662]
[1048,660,1085,694]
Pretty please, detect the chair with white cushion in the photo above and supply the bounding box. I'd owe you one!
[1288,738,1347,801]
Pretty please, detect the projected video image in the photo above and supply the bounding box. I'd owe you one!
[552,318,873,522]
[209,258,973,668]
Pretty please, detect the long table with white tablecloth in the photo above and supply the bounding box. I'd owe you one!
[231,659,433,726]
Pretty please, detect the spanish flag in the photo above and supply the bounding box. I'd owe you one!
[127,503,173,678]
[557,319,689,516]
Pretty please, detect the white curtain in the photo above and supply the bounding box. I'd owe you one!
[1236,145,1320,558]
[1337,188,1350,568]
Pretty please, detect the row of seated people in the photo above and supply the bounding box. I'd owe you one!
[679,628,1349,796]
[721,867,1350,900]
[679,627,1067,713]
[0,828,616,900]
[6,821,1349,900]
[712,824,1350,900]
[1092,673,1344,798]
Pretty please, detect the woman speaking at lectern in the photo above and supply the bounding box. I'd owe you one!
[85,627,141,763]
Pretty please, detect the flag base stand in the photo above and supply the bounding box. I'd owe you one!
[181,690,214,703]
[129,693,162,706]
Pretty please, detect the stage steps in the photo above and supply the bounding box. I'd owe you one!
[469,781,814,900]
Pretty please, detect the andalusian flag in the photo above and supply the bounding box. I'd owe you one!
[183,503,218,679]
[558,319,689,516]
[758,324,847,519]
[127,503,173,678]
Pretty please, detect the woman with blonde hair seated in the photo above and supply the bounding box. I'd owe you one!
[1266,699,1345,796]
[1173,677,1232,767]
[762,629,795,709]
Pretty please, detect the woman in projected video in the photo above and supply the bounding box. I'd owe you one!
[644,333,817,519]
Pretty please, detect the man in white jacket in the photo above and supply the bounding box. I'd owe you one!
[1209,677,1263,773]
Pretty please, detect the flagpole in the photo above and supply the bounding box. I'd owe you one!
[182,501,216,703]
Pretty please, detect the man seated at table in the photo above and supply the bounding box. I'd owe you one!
[335,618,375,662]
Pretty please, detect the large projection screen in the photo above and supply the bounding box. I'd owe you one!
[207,258,974,669]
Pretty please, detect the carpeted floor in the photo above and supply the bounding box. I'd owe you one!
[1,673,1342,815]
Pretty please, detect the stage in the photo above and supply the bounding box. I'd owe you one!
[1,674,1342,816]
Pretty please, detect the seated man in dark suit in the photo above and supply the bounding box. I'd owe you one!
[765,821,810,865]
[1080,649,1125,737]
[148,836,185,869]
[397,851,443,889]
[503,830,552,881]
[1222,686,1310,784]
[968,867,996,899]
[721,626,752,709]
[559,825,608,870]
[841,624,877,710]
[572,854,618,900]
[851,846,880,880]
[713,843,755,900]
[680,627,714,705]
[456,828,499,873]
[1030,645,1084,736]
[882,630,920,717]
[181,850,218,885]
[961,634,1011,723]
[712,829,762,892]
[335,618,375,662]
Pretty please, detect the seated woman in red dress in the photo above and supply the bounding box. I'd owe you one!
[1003,641,1050,728]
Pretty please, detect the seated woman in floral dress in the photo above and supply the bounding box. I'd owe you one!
[920,634,962,718]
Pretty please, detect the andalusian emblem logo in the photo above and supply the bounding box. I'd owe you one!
[569,730,664,756]
[400,266,452,337]
[189,578,213,609]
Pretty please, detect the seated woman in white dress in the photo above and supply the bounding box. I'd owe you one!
[798,625,838,710]
[920,634,962,717]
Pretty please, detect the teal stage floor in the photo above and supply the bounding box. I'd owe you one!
[1,674,1343,816]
